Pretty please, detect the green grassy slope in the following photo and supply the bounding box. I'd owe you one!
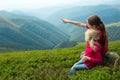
[0,16,69,50]
[106,22,120,41]
[0,41,120,80]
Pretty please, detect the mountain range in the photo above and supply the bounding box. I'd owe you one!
[0,4,120,51]
[0,11,69,51]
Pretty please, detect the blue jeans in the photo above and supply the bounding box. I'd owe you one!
[69,59,88,75]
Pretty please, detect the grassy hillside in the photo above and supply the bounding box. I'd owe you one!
[106,22,120,41]
[54,41,78,48]
[0,41,120,80]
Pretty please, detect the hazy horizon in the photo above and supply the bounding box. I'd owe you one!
[0,0,120,11]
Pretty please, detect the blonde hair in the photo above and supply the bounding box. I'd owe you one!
[85,29,100,51]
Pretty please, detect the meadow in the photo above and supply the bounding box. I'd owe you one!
[0,41,120,80]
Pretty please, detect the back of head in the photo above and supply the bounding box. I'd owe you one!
[85,29,99,42]
[85,29,100,51]
[87,15,102,27]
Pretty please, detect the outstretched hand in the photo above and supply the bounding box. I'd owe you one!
[61,18,70,23]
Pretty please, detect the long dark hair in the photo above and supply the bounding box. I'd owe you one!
[87,15,107,48]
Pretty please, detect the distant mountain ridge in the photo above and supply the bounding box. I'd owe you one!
[0,10,38,20]
[47,5,120,27]
[0,11,69,51]
[0,4,120,51]
[46,5,120,41]
[106,22,120,41]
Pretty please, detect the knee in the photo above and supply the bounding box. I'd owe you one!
[71,65,76,70]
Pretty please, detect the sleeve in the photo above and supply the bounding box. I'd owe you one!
[90,46,102,63]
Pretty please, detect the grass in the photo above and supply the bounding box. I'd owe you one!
[0,41,120,80]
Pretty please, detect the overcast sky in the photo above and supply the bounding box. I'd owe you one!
[0,0,119,11]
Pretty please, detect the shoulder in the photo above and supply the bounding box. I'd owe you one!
[86,24,89,29]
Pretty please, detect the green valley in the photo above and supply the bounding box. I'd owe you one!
[0,11,69,51]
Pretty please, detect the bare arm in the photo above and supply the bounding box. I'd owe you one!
[62,18,86,28]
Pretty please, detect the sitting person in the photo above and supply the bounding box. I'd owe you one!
[69,29,102,75]
[62,15,108,56]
